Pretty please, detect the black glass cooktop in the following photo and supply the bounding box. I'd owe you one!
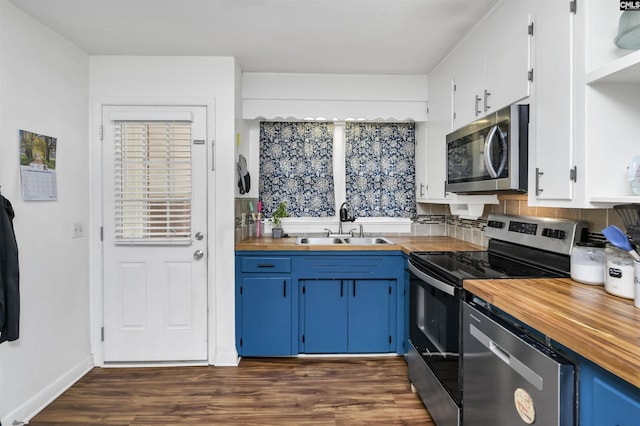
[409,249,569,287]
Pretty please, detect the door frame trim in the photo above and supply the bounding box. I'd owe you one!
[90,96,217,366]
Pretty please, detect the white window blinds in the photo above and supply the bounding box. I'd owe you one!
[113,121,192,244]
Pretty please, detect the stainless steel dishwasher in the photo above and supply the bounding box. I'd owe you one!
[462,301,575,426]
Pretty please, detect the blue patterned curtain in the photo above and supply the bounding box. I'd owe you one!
[259,122,335,217]
[345,123,416,218]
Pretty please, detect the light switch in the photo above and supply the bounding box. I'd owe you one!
[72,222,84,239]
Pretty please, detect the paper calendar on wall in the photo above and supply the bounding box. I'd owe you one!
[19,130,58,201]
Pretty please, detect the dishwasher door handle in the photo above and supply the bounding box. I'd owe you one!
[469,324,544,391]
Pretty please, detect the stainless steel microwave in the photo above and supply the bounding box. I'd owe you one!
[445,104,528,194]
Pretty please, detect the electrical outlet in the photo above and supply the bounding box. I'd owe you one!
[72,222,84,239]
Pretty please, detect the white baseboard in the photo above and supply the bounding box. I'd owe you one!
[213,350,240,366]
[2,355,94,425]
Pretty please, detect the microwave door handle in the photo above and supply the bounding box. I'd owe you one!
[495,127,508,176]
[484,125,508,178]
[407,260,456,296]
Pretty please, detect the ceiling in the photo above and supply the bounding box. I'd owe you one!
[9,0,497,75]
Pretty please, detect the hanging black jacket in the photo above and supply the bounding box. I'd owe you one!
[0,194,19,343]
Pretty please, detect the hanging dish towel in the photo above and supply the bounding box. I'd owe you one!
[237,154,251,194]
[0,194,20,343]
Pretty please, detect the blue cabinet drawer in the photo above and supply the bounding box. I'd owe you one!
[241,257,291,273]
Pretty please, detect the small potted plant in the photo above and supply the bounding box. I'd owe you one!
[270,202,289,238]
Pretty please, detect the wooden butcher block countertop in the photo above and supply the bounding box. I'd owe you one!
[235,235,484,254]
[464,278,640,389]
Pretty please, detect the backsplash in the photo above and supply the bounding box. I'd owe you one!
[236,195,626,246]
[441,195,626,247]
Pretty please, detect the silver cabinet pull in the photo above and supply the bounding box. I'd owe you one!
[195,232,204,241]
[483,88,491,111]
[475,95,482,116]
[193,250,204,260]
[211,140,216,172]
[535,168,544,195]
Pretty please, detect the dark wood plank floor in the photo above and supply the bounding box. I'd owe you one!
[29,356,434,425]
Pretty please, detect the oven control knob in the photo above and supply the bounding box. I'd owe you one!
[542,228,566,239]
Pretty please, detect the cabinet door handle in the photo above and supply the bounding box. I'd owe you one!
[475,95,482,116]
[483,89,491,111]
[535,168,544,195]
[283,281,286,298]
[257,264,274,268]
[353,282,357,298]
[419,183,425,197]
[211,140,216,172]
[340,282,344,297]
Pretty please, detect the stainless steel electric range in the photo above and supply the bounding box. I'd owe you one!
[406,213,588,426]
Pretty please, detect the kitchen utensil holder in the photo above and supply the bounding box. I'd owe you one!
[614,204,640,245]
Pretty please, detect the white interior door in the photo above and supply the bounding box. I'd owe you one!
[102,105,208,362]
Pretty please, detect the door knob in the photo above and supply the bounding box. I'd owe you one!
[193,250,204,260]
[195,232,204,241]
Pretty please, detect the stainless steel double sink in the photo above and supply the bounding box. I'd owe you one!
[295,237,393,245]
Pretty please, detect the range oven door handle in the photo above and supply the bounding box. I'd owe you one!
[408,260,456,296]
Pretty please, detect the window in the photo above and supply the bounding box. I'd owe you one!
[113,121,192,243]
[257,121,416,220]
[259,122,335,217]
[345,122,415,217]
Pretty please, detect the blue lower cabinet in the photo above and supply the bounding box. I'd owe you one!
[236,251,405,356]
[348,279,395,353]
[300,279,396,354]
[300,280,348,353]
[402,265,410,354]
[237,277,293,356]
[579,357,640,426]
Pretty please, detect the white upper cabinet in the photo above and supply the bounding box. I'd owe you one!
[583,1,640,205]
[425,0,640,208]
[451,33,486,129]
[416,0,531,203]
[530,0,640,207]
[416,55,454,203]
[423,62,454,201]
[483,0,532,113]
[452,0,532,130]
[528,0,577,203]
[420,0,531,205]
[415,121,429,202]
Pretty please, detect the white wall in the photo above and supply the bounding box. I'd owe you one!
[242,72,429,121]
[89,55,239,366]
[0,0,92,423]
